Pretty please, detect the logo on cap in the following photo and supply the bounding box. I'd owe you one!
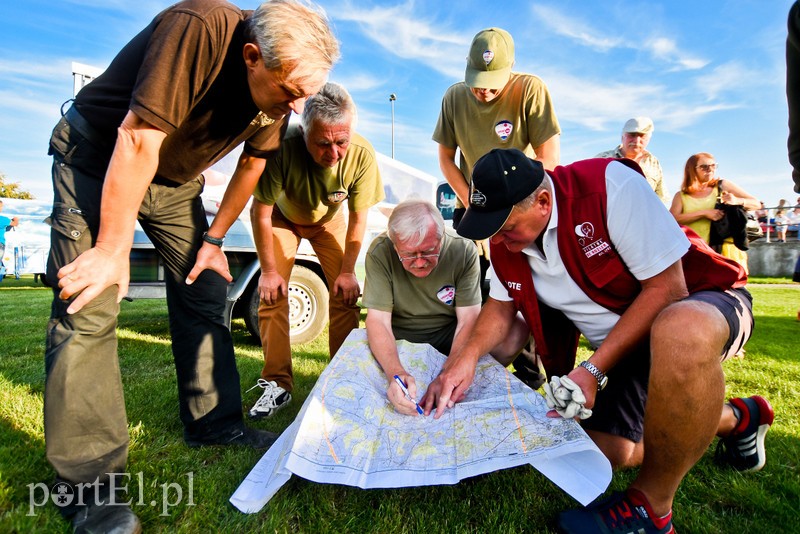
[483,50,494,65]
[495,120,513,141]
[470,188,488,207]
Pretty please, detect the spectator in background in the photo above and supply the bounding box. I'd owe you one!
[248,82,383,419]
[0,200,20,280]
[771,199,790,231]
[754,201,769,225]
[670,153,760,274]
[787,205,800,238]
[774,210,789,242]
[596,117,668,204]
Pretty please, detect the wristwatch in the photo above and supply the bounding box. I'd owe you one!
[579,361,608,390]
[202,232,225,247]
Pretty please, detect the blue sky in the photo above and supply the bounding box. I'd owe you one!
[1,0,797,207]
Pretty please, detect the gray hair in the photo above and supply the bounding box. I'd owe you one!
[514,176,551,212]
[247,0,340,83]
[387,199,445,248]
[301,82,357,131]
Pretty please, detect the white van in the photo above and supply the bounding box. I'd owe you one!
[5,154,438,346]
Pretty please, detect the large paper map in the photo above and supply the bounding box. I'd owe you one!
[231,330,611,513]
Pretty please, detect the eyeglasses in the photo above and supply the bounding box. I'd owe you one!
[397,252,440,263]
[696,163,718,172]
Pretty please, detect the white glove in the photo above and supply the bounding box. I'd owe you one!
[543,375,593,420]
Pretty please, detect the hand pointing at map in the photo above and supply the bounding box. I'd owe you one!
[420,351,479,419]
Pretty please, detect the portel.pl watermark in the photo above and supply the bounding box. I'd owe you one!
[27,472,195,517]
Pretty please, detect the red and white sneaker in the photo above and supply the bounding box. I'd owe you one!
[716,395,774,472]
[557,488,675,533]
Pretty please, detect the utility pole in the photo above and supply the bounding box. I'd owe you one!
[389,93,396,159]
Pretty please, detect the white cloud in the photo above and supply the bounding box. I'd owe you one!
[531,5,708,71]
[693,61,757,101]
[331,73,385,93]
[530,5,622,51]
[0,91,62,121]
[646,37,708,71]
[333,1,467,79]
[542,70,739,133]
[0,58,70,85]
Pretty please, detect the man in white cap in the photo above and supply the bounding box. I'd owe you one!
[596,117,668,203]
[433,28,561,230]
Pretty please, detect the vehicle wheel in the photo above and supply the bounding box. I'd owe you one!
[244,264,329,346]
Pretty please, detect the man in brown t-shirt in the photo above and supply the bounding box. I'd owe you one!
[45,1,338,531]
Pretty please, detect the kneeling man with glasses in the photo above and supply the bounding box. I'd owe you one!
[362,199,528,415]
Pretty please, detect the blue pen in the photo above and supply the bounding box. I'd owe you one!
[393,375,424,415]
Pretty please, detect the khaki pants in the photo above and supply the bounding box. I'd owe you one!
[257,208,359,391]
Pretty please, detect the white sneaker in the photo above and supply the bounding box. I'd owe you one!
[247,379,292,419]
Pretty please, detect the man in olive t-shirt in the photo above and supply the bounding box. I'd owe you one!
[248,82,383,419]
[363,200,526,416]
[433,27,561,229]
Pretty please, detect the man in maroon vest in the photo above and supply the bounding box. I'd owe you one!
[420,148,773,534]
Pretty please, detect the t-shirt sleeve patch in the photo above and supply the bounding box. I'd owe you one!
[437,285,456,306]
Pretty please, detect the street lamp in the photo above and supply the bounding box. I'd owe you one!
[389,93,397,159]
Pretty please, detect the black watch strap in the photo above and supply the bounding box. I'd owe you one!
[202,232,224,247]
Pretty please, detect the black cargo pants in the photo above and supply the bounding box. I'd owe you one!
[44,108,245,498]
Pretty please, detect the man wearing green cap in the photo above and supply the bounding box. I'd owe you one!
[432,27,561,230]
[432,27,560,386]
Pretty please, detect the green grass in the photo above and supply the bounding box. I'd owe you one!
[0,279,798,533]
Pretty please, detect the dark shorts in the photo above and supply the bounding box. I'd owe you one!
[581,287,753,443]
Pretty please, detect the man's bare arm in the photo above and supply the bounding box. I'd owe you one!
[421,298,518,418]
[533,134,561,171]
[333,209,368,306]
[366,309,422,416]
[58,110,167,313]
[186,152,267,284]
[250,200,287,304]
[450,304,481,355]
[566,261,688,410]
[438,144,470,206]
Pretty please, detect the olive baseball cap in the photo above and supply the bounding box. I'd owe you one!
[465,28,515,90]
[457,148,545,241]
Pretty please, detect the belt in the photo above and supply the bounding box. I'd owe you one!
[64,105,115,152]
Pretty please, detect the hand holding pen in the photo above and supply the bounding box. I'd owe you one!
[390,374,425,416]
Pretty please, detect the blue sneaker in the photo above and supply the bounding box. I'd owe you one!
[715,395,774,472]
[557,489,674,533]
